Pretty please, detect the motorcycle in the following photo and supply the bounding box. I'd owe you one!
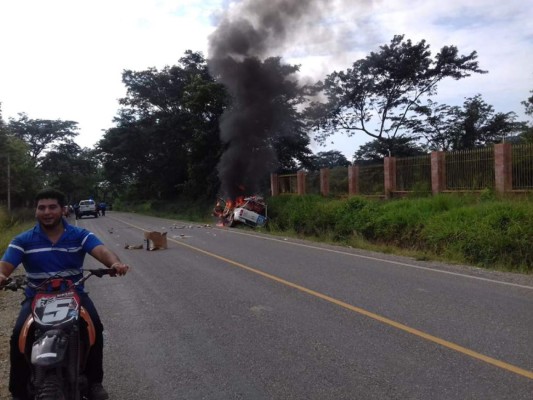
[2,268,115,400]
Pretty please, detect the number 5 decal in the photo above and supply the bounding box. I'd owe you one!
[42,299,72,323]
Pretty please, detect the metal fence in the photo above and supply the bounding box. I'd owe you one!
[445,147,495,190]
[275,142,533,196]
[512,143,533,190]
[278,174,297,194]
[396,154,432,192]
[330,166,349,196]
[358,163,384,195]
[306,170,321,195]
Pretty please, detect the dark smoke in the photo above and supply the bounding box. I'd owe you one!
[208,0,325,199]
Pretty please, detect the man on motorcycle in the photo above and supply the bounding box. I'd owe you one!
[0,188,130,400]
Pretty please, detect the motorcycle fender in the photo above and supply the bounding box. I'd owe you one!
[80,307,96,346]
[18,314,34,354]
[19,308,95,354]
[31,330,68,367]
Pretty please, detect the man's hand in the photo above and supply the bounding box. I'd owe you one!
[0,262,15,288]
[0,273,8,288]
[110,262,129,276]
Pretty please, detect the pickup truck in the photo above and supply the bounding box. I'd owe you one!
[227,196,267,228]
[77,200,98,219]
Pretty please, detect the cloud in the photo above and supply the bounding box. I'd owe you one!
[0,0,531,154]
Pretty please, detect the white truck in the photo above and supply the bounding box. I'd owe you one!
[227,196,267,228]
[77,200,98,219]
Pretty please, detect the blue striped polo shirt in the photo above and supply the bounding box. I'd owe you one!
[2,218,103,296]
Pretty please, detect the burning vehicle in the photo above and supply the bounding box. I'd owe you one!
[213,195,267,228]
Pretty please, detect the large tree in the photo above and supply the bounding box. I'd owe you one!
[7,113,79,163]
[98,51,227,200]
[39,142,99,202]
[353,136,426,162]
[0,105,41,208]
[307,35,487,148]
[406,95,525,150]
[309,150,350,170]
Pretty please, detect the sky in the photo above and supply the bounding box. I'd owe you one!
[0,0,531,159]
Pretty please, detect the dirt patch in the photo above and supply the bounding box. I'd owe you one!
[0,286,23,399]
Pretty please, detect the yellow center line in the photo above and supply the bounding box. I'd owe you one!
[114,217,533,380]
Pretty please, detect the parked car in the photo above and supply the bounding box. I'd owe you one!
[77,200,98,219]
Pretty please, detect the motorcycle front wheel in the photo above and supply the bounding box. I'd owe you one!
[35,370,67,400]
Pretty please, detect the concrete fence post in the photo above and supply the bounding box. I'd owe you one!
[348,165,359,196]
[297,170,307,195]
[431,151,446,194]
[494,143,512,193]
[384,157,396,198]
[270,173,279,196]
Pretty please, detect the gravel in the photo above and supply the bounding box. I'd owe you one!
[0,283,23,399]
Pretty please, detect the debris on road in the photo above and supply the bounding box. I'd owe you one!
[124,244,143,250]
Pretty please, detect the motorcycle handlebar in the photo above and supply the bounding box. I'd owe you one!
[1,269,116,291]
[84,268,116,278]
[1,276,25,291]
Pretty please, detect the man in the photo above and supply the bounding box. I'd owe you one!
[0,188,130,400]
[99,201,107,216]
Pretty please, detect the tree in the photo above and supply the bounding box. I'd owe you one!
[309,150,350,170]
[519,90,533,143]
[522,90,533,117]
[7,114,79,163]
[406,95,525,150]
[98,51,227,200]
[0,105,42,208]
[39,142,99,202]
[353,136,426,162]
[308,35,487,146]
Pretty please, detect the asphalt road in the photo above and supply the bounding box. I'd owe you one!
[75,212,533,400]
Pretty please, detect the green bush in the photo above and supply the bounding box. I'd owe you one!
[422,202,532,272]
[267,194,533,273]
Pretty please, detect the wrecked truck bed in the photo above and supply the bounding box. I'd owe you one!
[215,196,268,228]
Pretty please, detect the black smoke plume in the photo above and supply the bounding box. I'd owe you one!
[208,0,325,199]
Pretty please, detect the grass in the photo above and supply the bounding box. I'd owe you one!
[269,194,533,273]
[0,208,35,254]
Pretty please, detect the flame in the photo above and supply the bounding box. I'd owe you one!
[235,196,245,207]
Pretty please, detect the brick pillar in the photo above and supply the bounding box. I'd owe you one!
[297,170,307,195]
[384,157,396,197]
[348,165,359,196]
[431,151,446,194]
[270,173,279,196]
[494,143,512,193]
[320,168,330,196]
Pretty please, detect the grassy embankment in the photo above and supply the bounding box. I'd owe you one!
[116,192,532,274]
[0,208,35,254]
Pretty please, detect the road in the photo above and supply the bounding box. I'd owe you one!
[76,212,533,399]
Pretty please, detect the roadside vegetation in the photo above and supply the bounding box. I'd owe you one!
[0,208,34,251]
[265,193,533,274]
